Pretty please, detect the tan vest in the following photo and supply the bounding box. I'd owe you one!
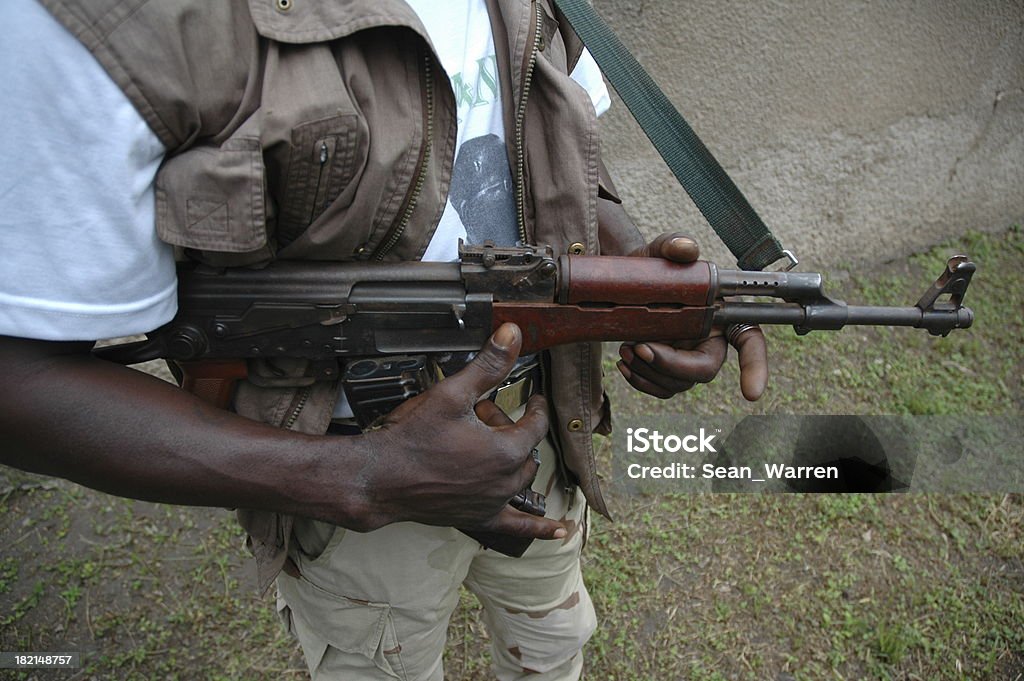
[43,0,643,592]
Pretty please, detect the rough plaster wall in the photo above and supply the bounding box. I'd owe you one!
[594,0,1024,269]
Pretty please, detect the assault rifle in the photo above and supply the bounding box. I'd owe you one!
[94,241,974,554]
[96,242,975,399]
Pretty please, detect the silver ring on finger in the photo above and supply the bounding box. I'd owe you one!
[726,323,760,347]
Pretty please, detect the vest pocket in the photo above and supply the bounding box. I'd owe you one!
[276,114,362,248]
[155,136,268,253]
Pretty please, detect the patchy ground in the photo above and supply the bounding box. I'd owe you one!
[1,228,1021,680]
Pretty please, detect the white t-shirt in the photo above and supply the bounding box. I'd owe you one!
[0,0,174,341]
[0,0,609,342]
[406,1,610,262]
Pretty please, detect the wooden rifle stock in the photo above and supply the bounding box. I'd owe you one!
[178,360,249,410]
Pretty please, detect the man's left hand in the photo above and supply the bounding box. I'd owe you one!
[616,233,769,401]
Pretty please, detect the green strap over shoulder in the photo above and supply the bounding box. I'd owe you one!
[554,0,791,271]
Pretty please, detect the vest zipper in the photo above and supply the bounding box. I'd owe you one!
[283,386,312,431]
[372,50,435,261]
[309,140,331,225]
[514,1,543,244]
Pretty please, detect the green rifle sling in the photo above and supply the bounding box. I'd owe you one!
[553,0,788,271]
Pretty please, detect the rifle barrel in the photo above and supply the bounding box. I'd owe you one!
[713,303,973,334]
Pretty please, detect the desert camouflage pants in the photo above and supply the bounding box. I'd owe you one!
[276,426,595,680]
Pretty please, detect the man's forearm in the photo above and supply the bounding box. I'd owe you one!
[0,336,361,523]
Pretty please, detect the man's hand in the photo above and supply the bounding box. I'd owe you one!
[352,323,566,540]
[616,233,769,401]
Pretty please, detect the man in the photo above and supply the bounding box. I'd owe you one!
[0,0,767,678]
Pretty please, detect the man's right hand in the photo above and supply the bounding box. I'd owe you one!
[336,323,566,541]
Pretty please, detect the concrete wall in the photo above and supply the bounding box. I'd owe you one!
[594,0,1024,268]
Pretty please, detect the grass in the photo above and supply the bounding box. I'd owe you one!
[572,494,1022,680]
[1,227,1021,679]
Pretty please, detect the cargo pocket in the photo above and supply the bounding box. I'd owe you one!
[278,575,407,680]
[156,135,268,254]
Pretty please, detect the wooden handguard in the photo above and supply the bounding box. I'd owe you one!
[491,257,717,354]
[559,256,715,305]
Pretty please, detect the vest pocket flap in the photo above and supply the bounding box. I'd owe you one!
[156,137,268,253]
[247,0,421,45]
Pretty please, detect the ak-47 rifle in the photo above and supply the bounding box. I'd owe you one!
[95,242,975,406]
[93,242,974,554]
